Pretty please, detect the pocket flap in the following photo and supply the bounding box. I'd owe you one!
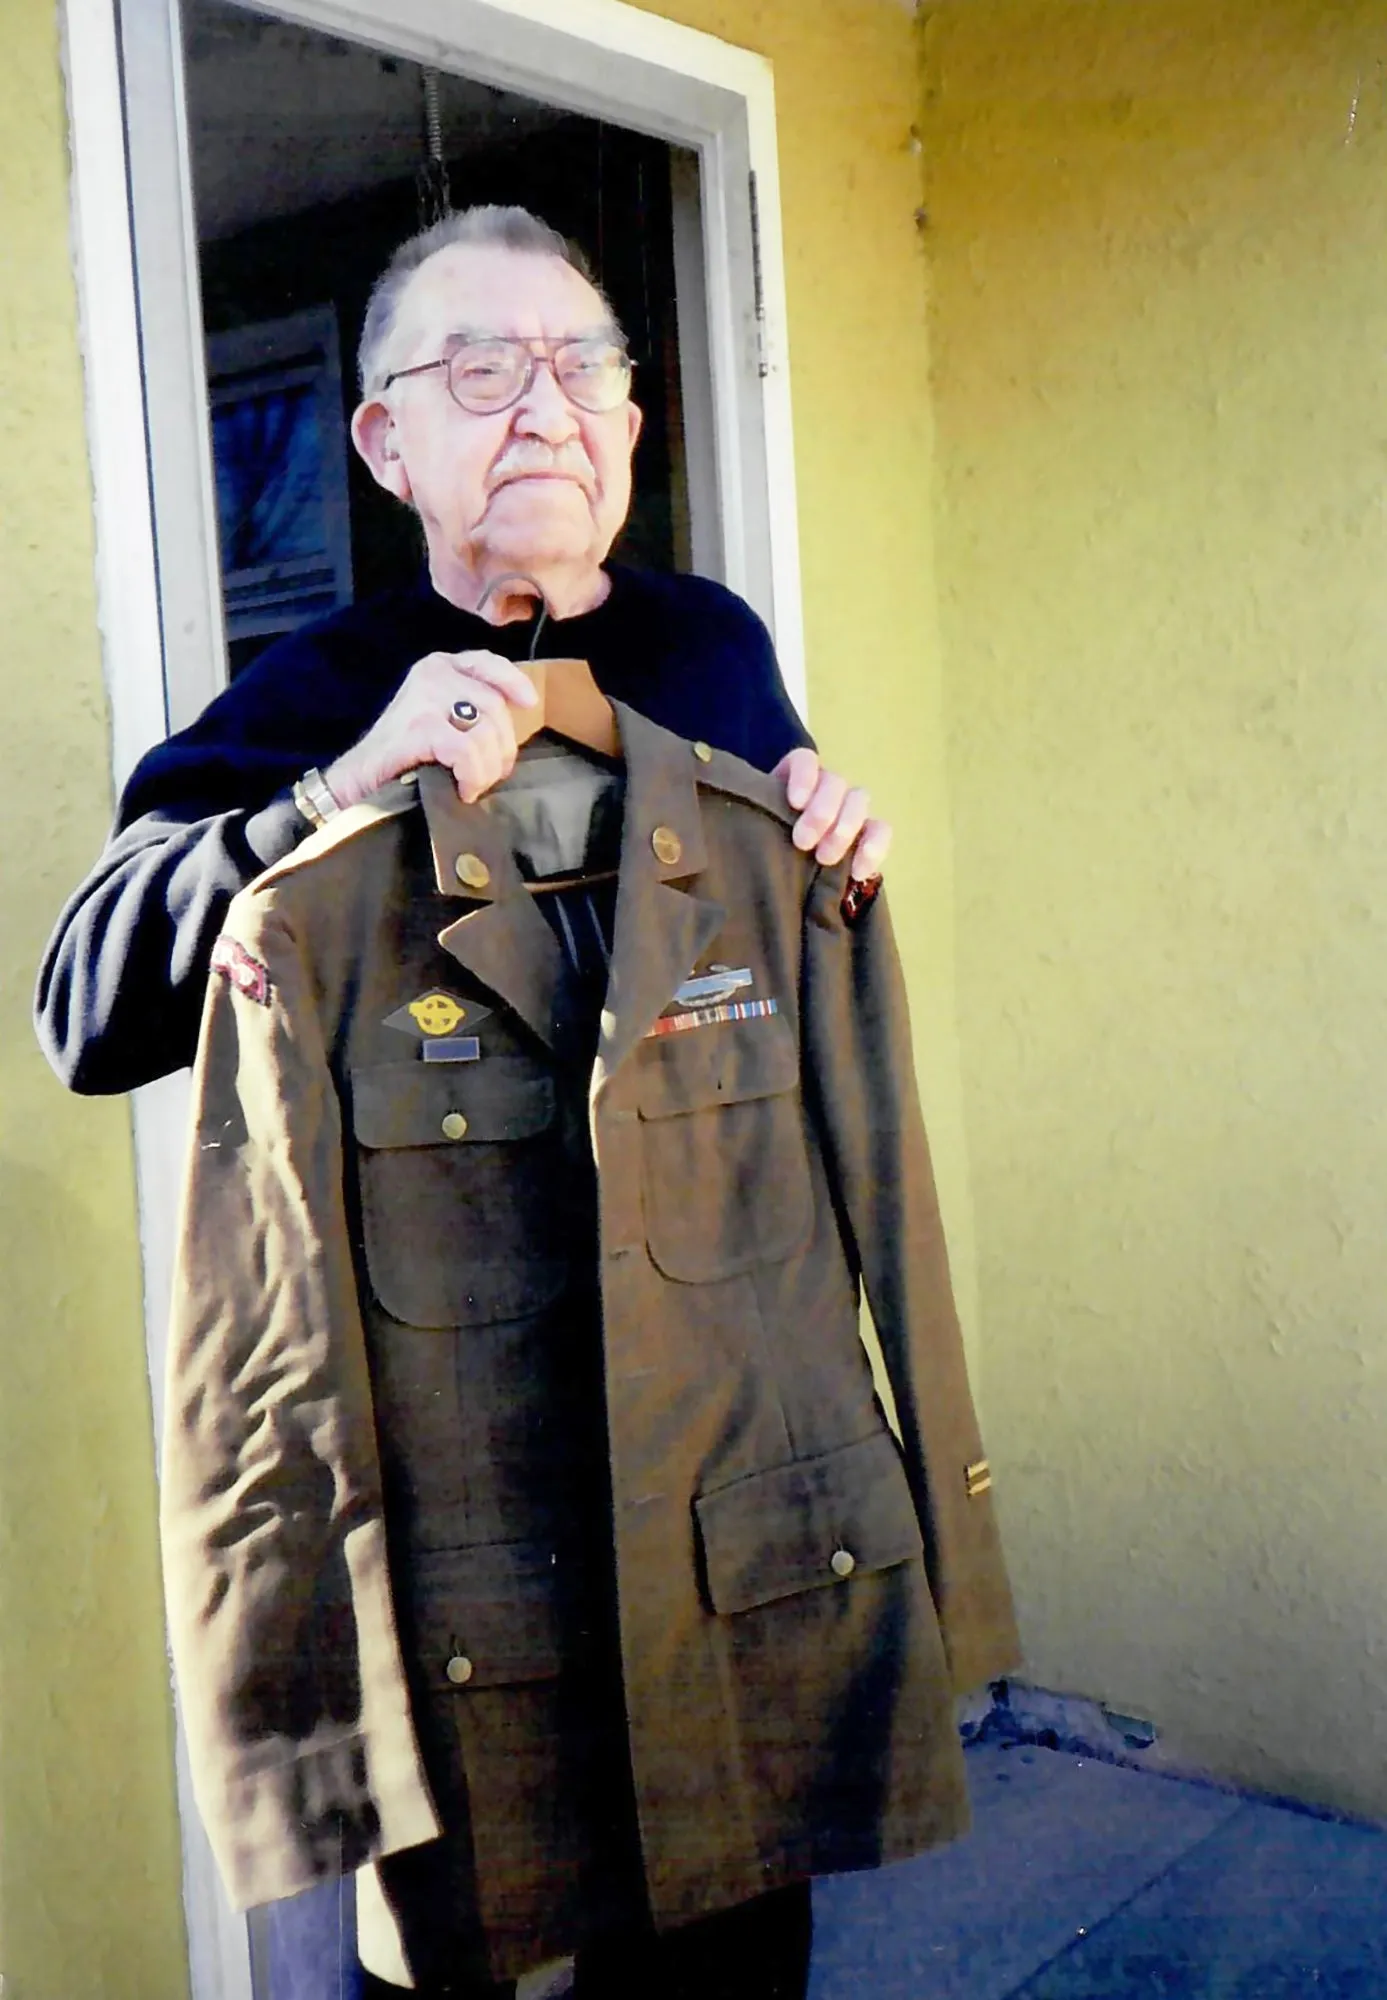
[637,1010,799,1121]
[403,1539,567,1691]
[352,1059,555,1150]
[694,1431,923,1616]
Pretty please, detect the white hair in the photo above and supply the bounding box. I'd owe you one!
[356,204,621,395]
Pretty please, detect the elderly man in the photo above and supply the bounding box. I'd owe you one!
[36,204,888,1096]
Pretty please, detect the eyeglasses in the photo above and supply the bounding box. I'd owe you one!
[383,334,634,415]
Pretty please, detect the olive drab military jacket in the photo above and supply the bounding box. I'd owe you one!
[160,705,1019,1981]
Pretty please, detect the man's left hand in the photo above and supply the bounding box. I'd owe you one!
[774,748,892,879]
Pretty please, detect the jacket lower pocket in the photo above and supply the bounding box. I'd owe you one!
[694,1431,923,1616]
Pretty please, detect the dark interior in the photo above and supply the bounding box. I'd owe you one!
[183,4,694,674]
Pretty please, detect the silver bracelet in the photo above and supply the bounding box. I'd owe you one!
[292,766,341,831]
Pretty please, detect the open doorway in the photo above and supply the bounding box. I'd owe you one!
[68,0,801,1987]
[183,0,702,675]
[177,8,722,1990]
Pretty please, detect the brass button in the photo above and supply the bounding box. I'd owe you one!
[454,852,491,891]
[693,740,713,764]
[445,1654,474,1686]
[441,1112,468,1140]
[651,825,683,867]
[830,1548,856,1579]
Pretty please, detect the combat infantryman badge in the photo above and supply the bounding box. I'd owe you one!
[671,965,754,1009]
[648,964,775,1038]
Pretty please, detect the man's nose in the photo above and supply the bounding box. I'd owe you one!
[511,358,582,442]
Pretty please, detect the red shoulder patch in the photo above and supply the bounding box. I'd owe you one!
[840,873,883,927]
[211,933,270,1006]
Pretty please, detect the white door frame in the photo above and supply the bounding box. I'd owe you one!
[61,0,804,1994]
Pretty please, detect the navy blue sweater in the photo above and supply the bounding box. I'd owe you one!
[36,565,810,1094]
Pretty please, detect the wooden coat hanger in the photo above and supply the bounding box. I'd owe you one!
[511,656,620,760]
[473,574,623,891]
[510,662,623,894]
[475,571,621,761]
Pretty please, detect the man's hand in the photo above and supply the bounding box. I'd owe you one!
[323,651,541,810]
[775,748,892,880]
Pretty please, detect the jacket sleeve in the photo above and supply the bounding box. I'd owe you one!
[160,894,440,1910]
[800,868,1022,1694]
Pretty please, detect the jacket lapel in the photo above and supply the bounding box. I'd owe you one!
[417,712,727,1072]
[599,707,726,1081]
[418,767,565,1053]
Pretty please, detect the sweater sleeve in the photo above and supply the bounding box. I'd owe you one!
[594,568,814,771]
[33,783,307,1095]
[800,867,1022,1694]
[721,593,813,771]
[31,610,389,1096]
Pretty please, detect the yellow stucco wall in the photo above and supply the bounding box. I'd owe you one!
[922,0,1387,1815]
[0,5,191,1997]
[636,0,979,1351]
[3,0,956,1990]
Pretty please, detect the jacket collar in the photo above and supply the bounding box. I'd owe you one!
[417,765,563,1053]
[417,706,724,1070]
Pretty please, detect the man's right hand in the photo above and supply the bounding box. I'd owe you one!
[323,651,542,810]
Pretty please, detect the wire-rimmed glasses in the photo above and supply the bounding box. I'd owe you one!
[383,334,634,415]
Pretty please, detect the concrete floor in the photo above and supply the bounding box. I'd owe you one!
[258,1742,1387,1997]
[811,1742,1387,2000]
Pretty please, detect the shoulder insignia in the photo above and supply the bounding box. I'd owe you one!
[211,933,270,1005]
[672,964,754,1008]
[841,872,883,927]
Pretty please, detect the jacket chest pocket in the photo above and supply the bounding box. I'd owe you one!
[636,1013,813,1282]
[350,1059,569,1327]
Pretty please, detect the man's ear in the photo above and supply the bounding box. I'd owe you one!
[626,399,644,455]
[351,397,412,501]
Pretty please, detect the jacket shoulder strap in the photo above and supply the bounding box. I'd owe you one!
[253,779,419,894]
[692,744,797,830]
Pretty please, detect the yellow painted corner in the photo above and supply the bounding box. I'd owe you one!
[924,0,1387,1815]
[633,0,981,1357]
[0,3,189,1994]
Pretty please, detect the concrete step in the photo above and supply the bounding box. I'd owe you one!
[811,1742,1387,2000]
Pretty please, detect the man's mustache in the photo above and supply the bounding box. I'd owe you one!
[488,440,597,494]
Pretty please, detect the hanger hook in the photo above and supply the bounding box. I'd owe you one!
[415,69,451,227]
[476,572,551,659]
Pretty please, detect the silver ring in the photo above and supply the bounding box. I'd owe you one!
[449,698,481,733]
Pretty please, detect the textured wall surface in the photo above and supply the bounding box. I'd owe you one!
[0,4,191,1997]
[922,0,1387,1816]
[634,0,978,1348]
